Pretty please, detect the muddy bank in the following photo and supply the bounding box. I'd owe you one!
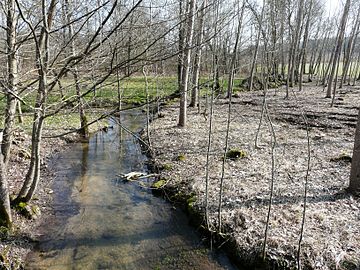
[148,83,360,269]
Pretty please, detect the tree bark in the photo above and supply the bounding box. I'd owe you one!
[289,0,304,88]
[248,1,265,92]
[16,101,23,124]
[190,0,206,107]
[65,0,89,138]
[177,0,186,93]
[15,0,57,202]
[178,0,196,127]
[2,0,18,166]
[326,0,351,98]
[308,20,322,81]
[226,1,245,98]
[298,0,313,91]
[340,4,360,88]
[0,154,12,228]
[349,108,360,194]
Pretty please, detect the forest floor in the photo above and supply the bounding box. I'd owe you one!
[149,83,360,269]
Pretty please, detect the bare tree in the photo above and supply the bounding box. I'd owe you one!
[190,0,206,108]
[65,0,89,138]
[298,0,313,91]
[286,0,304,96]
[248,0,265,92]
[226,1,245,98]
[340,3,360,89]
[219,0,245,231]
[177,0,186,93]
[2,0,18,166]
[326,0,351,98]
[178,0,196,127]
[15,0,58,203]
[0,0,19,227]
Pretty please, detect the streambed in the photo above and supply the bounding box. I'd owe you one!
[26,110,236,270]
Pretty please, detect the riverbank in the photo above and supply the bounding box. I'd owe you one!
[148,83,360,269]
[0,132,74,269]
[0,113,106,269]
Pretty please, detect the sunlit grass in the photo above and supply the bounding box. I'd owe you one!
[0,75,245,133]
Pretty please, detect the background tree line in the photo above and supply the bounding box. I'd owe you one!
[0,0,358,244]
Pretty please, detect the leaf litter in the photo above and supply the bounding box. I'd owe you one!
[149,83,360,269]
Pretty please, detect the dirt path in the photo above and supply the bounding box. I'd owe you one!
[149,83,360,269]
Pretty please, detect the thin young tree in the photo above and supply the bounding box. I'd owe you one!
[2,0,18,166]
[178,0,186,93]
[0,0,20,227]
[340,3,360,88]
[248,0,265,92]
[298,0,313,91]
[326,0,351,98]
[287,0,304,91]
[219,0,245,232]
[178,0,196,127]
[15,0,58,203]
[226,1,245,98]
[65,0,89,138]
[190,0,206,108]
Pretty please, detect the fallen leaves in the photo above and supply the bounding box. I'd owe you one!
[150,84,360,269]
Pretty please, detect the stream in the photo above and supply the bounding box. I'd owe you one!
[26,109,237,270]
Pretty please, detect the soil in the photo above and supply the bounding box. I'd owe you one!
[148,83,360,269]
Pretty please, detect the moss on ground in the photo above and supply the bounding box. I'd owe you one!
[225,149,247,160]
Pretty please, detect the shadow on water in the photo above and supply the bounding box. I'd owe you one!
[26,109,237,270]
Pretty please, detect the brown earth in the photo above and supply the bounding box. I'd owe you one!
[149,83,360,269]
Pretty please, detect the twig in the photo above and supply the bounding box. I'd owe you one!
[289,89,311,270]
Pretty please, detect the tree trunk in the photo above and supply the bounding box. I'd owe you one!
[65,0,89,138]
[226,1,245,98]
[314,29,329,84]
[2,0,18,166]
[74,70,89,138]
[249,2,265,92]
[16,87,46,202]
[308,20,322,81]
[349,108,360,194]
[326,0,351,98]
[178,0,196,127]
[280,15,285,79]
[351,52,360,86]
[190,0,206,107]
[298,0,313,91]
[17,101,23,124]
[289,0,304,87]
[0,154,12,228]
[340,4,360,88]
[177,0,186,93]
[15,0,57,203]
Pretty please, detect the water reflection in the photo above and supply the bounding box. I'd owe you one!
[26,110,236,270]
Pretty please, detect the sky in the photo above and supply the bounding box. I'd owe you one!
[325,0,342,16]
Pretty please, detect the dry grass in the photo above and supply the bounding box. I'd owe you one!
[149,83,360,269]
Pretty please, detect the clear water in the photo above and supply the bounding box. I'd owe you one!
[26,110,237,270]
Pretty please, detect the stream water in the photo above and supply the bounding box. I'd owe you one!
[26,110,237,270]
